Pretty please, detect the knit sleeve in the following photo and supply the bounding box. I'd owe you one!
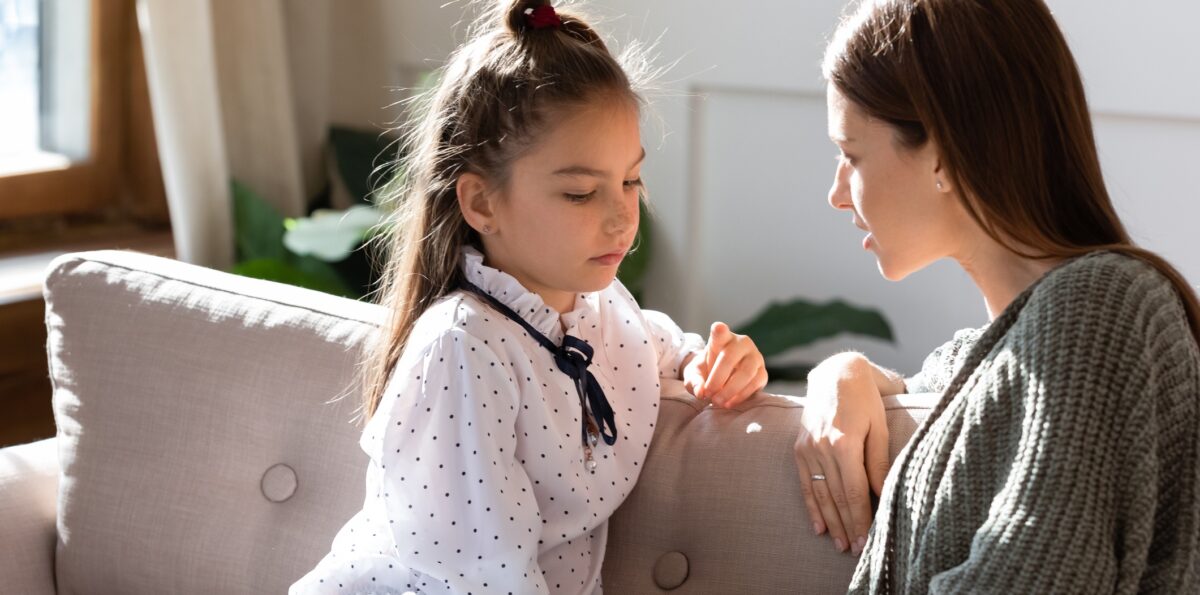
[905,326,985,394]
[928,256,1198,592]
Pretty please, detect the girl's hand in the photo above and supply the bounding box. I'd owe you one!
[682,322,767,408]
[793,352,891,556]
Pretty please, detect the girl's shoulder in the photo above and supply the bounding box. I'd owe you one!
[403,292,505,355]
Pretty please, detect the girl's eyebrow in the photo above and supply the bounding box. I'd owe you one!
[553,148,647,177]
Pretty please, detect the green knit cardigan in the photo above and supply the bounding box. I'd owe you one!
[850,252,1200,594]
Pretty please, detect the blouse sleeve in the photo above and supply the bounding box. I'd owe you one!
[642,309,705,380]
[364,329,550,595]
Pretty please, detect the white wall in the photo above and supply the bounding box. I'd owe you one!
[345,1,1200,376]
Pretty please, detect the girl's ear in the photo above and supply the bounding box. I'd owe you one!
[457,172,497,234]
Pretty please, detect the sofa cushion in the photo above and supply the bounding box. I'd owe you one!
[44,251,379,593]
[0,438,59,595]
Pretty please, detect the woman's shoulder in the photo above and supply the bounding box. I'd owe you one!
[1011,250,1197,377]
[1037,250,1173,298]
[1026,250,1186,325]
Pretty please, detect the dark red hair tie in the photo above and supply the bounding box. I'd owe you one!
[525,5,562,30]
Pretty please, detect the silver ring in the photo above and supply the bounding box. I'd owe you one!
[811,474,827,481]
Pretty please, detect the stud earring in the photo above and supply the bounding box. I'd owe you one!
[481,225,491,234]
[936,180,944,190]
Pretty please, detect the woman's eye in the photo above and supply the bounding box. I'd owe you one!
[623,177,643,190]
[564,191,595,203]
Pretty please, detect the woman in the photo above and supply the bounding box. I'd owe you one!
[794,0,1200,592]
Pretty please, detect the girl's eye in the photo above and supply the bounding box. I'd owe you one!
[564,191,595,203]
[623,177,643,190]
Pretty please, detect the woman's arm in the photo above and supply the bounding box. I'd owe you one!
[793,352,901,555]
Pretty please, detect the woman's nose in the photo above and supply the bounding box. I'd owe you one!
[828,163,851,211]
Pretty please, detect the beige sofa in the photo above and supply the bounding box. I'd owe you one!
[0,250,938,594]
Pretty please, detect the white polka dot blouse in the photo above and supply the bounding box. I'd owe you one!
[291,247,703,595]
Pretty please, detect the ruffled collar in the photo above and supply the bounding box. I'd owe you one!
[461,247,601,344]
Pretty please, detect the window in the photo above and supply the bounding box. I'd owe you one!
[0,0,130,221]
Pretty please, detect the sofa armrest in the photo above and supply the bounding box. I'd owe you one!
[0,438,60,595]
[603,380,941,593]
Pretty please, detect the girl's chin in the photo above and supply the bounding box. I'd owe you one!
[581,271,619,293]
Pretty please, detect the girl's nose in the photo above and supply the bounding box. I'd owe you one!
[607,192,638,235]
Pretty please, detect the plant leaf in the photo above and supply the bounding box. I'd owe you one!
[234,258,356,298]
[735,298,894,358]
[231,180,287,263]
[765,362,815,382]
[283,205,386,262]
[329,126,396,205]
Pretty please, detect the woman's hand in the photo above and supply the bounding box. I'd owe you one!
[794,352,894,555]
[682,322,768,408]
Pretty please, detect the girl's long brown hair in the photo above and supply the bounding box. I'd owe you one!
[823,0,1200,341]
[361,0,649,419]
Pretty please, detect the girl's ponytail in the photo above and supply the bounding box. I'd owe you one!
[503,0,552,35]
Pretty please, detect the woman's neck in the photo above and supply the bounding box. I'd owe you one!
[955,236,1063,321]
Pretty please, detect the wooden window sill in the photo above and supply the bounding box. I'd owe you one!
[0,227,175,306]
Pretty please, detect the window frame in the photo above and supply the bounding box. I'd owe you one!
[0,0,125,220]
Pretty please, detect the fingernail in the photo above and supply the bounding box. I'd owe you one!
[852,536,866,555]
[812,522,823,535]
[834,538,847,552]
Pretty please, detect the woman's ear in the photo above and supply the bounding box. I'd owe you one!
[457,172,496,234]
[932,156,954,194]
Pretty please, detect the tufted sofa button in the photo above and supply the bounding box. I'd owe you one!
[653,551,689,590]
[261,463,298,503]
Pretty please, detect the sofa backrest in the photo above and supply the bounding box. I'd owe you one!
[46,251,378,593]
[604,387,935,594]
[43,251,937,594]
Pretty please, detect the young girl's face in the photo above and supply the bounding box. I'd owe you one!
[481,97,644,313]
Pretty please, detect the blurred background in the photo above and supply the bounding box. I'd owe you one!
[2,0,1198,446]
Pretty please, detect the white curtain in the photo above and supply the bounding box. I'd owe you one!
[136,0,316,269]
[136,0,232,269]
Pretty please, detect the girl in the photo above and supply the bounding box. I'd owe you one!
[292,2,767,593]
[793,0,1200,592]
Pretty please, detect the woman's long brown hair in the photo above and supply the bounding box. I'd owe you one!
[824,0,1200,341]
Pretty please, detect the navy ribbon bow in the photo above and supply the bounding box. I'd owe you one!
[459,281,618,448]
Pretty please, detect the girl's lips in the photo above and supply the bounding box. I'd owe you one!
[591,252,625,266]
[863,233,873,250]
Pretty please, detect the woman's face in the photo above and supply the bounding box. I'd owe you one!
[825,85,967,281]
